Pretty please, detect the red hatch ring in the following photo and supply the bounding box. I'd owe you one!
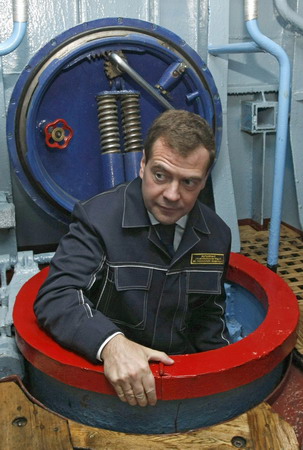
[13,253,299,400]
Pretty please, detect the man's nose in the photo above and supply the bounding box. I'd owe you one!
[163,182,181,202]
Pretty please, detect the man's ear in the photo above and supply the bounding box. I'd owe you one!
[139,150,146,179]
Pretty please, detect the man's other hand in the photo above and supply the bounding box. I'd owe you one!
[101,334,174,407]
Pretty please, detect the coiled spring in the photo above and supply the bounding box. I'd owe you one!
[121,93,143,152]
[96,94,121,153]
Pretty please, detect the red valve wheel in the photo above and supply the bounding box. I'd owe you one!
[44,119,73,149]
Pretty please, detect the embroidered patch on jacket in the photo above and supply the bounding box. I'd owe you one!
[190,253,224,265]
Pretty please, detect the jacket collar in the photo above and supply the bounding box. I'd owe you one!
[122,177,151,228]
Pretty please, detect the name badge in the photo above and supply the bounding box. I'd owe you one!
[190,253,224,265]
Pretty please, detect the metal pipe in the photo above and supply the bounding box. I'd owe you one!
[33,252,55,264]
[0,264,8,289]
[0,251,54,269]
[0,0,28,56]
[209,42,263,55]
[245,2,291,270]
[244,0,258,21]
[13,0,28,22]
[274,0,303,32]
[209,1,291,270]
[107,52,174,110]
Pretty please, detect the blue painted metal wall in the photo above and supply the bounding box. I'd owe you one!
[223,0,300,229]
[0,0,301,254]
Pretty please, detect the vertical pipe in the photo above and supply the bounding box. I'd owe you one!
[245,0,291,270]
[209,3,291,268]
[0,0,28,56]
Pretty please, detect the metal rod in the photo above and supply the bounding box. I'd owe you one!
[107,52,174,110]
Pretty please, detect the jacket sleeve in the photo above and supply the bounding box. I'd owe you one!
[34,202,121,363]
[187,234,231,351]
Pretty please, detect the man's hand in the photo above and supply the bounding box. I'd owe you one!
[101,334,174,407]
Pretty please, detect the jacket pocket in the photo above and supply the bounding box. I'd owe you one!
[185,270,224,315]
[186,270,222,295]
[103,266,152,329]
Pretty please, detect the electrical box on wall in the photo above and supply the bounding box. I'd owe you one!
[241,101,277,134]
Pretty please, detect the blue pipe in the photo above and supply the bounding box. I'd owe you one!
[208,42,263,55]
[0,22,27,56]
[245,19,291,270]
[208,19,291,270]
[0,0,28,57]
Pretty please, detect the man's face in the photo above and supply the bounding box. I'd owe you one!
[139,138,210,224]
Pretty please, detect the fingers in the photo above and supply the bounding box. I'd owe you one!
[145,348,175,366]
[115,388,127,403]
[124,385,140,406]
[101,336,167,407]
[113,375,156,407]
[114,384,137,406]
[132,389,148,407]
[141,374,157,406]
[132,373,156,406]
[114,384,145,407]
[144,387,156,406]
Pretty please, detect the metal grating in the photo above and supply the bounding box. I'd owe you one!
[240,224,303,354]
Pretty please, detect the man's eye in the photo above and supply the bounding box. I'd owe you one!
[154,172,165,181]
[183,179,195,187]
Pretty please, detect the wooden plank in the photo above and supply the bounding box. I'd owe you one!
[68,403,298,449]
[0,380,299,449]
[247,403,299,450]
[0,382,73,450]
[68,412,253,449]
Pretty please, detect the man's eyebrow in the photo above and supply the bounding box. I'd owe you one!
[151,163,167,171]
[184,176,203,181]
[151,164,204,181]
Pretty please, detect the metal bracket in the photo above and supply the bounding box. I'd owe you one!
[241,101,277,134]
[5,251,39,335]
[0,192,16,229]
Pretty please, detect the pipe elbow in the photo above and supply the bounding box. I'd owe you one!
[245,19,290,70]
[0,22,27,56]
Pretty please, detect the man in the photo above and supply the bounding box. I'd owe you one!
[34,109,231,409]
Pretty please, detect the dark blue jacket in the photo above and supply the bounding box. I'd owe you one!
[34,177,231,363]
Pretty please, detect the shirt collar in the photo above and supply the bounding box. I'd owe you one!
[147,211,188,229]
[122,177,210,234]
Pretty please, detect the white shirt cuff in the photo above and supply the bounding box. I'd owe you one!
[96,332,124,361]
